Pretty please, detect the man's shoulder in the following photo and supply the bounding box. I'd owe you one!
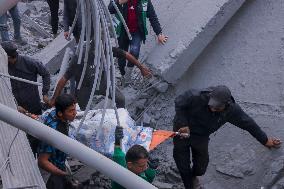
[41,109,60,129]
[20,55,39,63]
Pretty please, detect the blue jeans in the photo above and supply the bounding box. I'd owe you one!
[118,32,143,76]
[0,5,21,41]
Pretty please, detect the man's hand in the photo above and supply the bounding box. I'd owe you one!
[17,106,28,114]
[43,95,49,104]
[118,0,128,4]
[157,34,168,45]
[115,126,124,145]
[265,137,281,148]
[177,126,190,139]
[65,173,82,188]
[64,32,70,40]
[48,98,56,108]
[140,65,152,78]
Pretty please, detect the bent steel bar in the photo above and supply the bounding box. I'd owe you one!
[0,103,157,189]
[0,72,42,86]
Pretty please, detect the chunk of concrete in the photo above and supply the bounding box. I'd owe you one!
[145,0,246,84]
[33,32,76,74]
[22,14,53,38]
[216,144,256,178]
[153,181,173,189]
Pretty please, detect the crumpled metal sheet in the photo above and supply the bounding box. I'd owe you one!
[0,46,46,188]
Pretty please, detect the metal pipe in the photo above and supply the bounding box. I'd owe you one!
[0,103,157,189]
[0,0,19,16]
[0,72,42,86]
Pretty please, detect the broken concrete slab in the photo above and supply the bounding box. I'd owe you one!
[144,0,246,84]
[203,181,225,189]
[33,32,75,74]
[216,144,256,178]
[152,181,173,189]
[22,14,53,38]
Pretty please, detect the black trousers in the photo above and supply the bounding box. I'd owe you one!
[117,32,143,76]
[47,0,59,35]
[173,135,209,189]
[27,134,40,157]
[46,175,67,189]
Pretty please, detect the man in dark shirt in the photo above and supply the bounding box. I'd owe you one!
[173,85,281,189]
[1,41,50,155]
[49,46,150,110]
[1,41,50,115]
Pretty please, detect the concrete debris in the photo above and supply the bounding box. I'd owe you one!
[144,0,246,83]
[33,32,75,74]
[135,98,147,109]
[153,180,173,189]
[203,181,225,189]
[216,144,256,178]
[1,0,284,188]
[262,155,284,188]
[271,177,284,189]
[155,81,169,93]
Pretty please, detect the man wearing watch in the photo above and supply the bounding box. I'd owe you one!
[108,0,168,84]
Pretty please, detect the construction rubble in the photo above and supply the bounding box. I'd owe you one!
[0,0,284,189]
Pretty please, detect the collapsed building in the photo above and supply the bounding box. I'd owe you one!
[0,0,284,188]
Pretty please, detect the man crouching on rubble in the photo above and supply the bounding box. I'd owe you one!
[173,85,281,189]
[112,126,159,189]
[38,94,81,189]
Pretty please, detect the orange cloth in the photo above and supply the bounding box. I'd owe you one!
[149,130,176,151]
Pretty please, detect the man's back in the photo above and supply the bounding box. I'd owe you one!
[8,55,50,114]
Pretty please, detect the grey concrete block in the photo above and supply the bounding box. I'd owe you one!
[33,32,75,74]
[144,0,245,84]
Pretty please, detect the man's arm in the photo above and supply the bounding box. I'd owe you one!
[112,47,151,77]
[49,76,68,107]
[146,0,162,36]
[49,56,76,107]
[30,59,50,103]
[173,90,194,131]
[38,153,67,176]
[125,52,151,77]
[227,104,277,146]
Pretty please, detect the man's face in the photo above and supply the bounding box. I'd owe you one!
[127,158,148,174]
[7,56,17,65]
[209,105,226,112]
[61,104,77,122]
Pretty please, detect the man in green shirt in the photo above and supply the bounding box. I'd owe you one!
[112,126,158,189]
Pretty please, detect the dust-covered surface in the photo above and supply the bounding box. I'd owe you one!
[1,0,284,188]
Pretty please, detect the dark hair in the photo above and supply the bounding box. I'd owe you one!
[55,94,76,115]
[1,41,18,58]
[125,145,149,163]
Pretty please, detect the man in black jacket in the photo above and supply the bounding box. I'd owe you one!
[1,41,51,155]
[108,0,167,83]
[173,85,281,189]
